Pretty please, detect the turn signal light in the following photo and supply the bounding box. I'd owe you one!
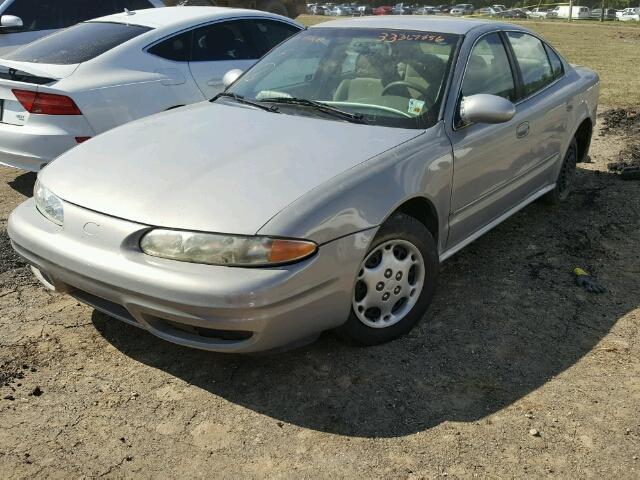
[12,89,82,115]
[268,239,317,263]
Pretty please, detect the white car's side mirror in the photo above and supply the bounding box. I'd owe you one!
[0,15,24,31]
[460,94,516,125]
[222,69,243,90]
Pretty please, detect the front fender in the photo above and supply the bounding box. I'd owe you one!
[258,122,454,253]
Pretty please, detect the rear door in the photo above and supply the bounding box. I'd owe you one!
[503,31,567,184]
[187,18,301,99]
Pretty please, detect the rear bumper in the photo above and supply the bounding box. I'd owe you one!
[0,115,93,171]
[8,199,376,353]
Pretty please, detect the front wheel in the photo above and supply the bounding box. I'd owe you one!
[338,212,438,345]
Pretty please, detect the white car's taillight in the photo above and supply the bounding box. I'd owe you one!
[12,89,82,115]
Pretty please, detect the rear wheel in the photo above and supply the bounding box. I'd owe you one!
[338,212,438,345]
[544,137,578,205]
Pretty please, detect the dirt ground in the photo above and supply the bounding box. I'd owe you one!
[1,110,639,478]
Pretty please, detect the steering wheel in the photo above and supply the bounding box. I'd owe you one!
[381,80,429,98]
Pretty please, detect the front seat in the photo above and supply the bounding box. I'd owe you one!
[334,54,385,102]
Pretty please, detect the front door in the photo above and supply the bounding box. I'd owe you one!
[445,32,525,249]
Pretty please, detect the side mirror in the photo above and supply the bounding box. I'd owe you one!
[459,94,516,125]
[0,15,23,31]
[222,69,243,90]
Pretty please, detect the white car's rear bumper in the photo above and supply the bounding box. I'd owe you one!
[0,114,94,171]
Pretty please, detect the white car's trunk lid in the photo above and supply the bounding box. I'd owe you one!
[0,61,78,126]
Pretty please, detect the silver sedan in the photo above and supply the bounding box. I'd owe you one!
[9,17,599,353]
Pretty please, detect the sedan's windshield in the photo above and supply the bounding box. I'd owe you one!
[228,27,461,129]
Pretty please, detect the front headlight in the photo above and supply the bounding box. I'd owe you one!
[34,179,64,226]
[140,229,317,267]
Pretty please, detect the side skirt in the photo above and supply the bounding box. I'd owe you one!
[438,183,556,262]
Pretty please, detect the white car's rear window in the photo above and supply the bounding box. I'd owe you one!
[4,21,152,65]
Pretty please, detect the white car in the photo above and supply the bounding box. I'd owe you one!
[0,7,302,171]
[0,0,164,56]
[619,8,640,21]
[527,7,548,18]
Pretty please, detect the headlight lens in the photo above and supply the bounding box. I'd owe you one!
[140,229,317,267]
[34,179,64,226]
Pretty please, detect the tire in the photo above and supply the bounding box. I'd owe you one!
[257,0,289,17]
[337,212,438,345]
[544,137,578,205]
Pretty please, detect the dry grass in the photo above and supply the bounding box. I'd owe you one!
[296,15,640,107]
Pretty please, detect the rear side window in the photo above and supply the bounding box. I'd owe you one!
[506,32,554,97]
[4,22,152,65]
[191,20,258,62]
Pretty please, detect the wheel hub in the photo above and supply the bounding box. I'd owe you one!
[352,239,425,328]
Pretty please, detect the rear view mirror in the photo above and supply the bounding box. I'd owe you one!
[0,15,23,32]
[222,69,243,90]
[459,94,516,125]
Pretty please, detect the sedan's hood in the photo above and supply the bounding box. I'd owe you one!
[41,102,421,235]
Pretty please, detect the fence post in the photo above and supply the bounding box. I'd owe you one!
[569,0,573,21]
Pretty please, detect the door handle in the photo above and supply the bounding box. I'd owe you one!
[516,121,530,138]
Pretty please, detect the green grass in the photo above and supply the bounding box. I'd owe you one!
[296,15,640,107]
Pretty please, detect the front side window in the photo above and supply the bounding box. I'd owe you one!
[4,0,63,31]
[4,0,154,32]
[4,22,152,64]
[245,20,301,57]
[461,32,516,101]
[506,32,554,97]
[229,28,460,129]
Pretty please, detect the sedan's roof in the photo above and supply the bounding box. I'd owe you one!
[311,16,514,35]
[92,6,298,30]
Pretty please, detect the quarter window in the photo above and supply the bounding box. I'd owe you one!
[544,44,564,79]
[506,32,554,97]
[461,33,516,101]
[147,30,192,62]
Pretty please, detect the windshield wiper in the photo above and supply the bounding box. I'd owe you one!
[210,92,279,113]
[260,97,366,124]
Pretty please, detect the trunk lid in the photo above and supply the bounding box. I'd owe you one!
[0,60,78,126]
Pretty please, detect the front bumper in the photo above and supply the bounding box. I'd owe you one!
[8,199,376,353]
